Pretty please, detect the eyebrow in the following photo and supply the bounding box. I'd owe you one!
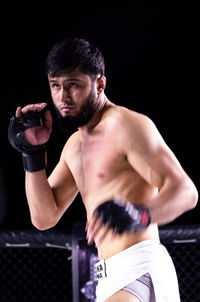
[49,78,82,83]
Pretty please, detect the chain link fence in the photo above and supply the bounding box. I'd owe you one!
[0,230,72,302]
[0,225,199,302]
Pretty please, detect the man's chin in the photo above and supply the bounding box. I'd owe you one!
[60,112,74,118]
[59,109,76,117]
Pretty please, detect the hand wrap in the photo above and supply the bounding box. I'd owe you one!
[8,109,47,172]
[93,199,151,234]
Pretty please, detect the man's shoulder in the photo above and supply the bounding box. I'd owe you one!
[104,105,159,150]
[105,105,150,128]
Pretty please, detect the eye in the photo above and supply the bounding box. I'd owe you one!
[69,82,78,88]
[49,81,60,89]
[52,83,60,88]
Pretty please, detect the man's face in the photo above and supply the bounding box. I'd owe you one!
[48,69,98,129]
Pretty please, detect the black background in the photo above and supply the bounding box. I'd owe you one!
[0,1,199,230]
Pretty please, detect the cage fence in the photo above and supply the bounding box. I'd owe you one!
[0,225,199,302]
[0,230,72,302]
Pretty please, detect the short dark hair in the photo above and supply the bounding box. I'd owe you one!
[45,37,105,79]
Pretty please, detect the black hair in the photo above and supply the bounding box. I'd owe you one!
[45,37,105,79]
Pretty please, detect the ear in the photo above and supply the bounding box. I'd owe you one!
[96,76,106,94]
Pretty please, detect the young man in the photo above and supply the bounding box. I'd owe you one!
[8,37,198,302]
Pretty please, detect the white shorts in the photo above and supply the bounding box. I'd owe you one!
[95,240,180,302]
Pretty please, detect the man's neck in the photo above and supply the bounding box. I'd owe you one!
[78,94,113,134]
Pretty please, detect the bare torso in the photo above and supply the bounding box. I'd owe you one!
[62,104,160,259]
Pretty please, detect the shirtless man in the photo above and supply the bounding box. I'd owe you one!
[8,38,198,302]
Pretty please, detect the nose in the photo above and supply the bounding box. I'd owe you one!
[59,87,70,102]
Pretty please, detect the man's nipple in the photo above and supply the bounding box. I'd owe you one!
[97,172,105,179]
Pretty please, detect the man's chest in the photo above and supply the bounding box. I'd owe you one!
[65,132,126,191]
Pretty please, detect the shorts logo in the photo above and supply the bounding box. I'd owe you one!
[97,264,103,272]
[96,260,107,279]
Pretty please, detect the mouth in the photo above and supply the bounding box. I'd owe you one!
[60,105,75,113]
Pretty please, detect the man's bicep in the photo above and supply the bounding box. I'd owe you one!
[48,159,79,211]
[124,115,185,188]
[128,132,187,191]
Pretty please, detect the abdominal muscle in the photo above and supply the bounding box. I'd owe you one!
[83,183,160,260]
[94,223,160,260]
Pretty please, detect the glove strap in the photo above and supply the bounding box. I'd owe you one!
[138,207,151,228]
[22,150,47,172]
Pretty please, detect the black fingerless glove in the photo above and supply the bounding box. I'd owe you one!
[8,109,47,172]
[93,199,151,234]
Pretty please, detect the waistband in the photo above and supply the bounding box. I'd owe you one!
[96,240,162,280]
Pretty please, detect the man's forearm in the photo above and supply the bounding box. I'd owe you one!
[25,170,59,230]
[150,178,198,226]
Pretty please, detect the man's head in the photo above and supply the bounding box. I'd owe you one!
[45,37,106,130]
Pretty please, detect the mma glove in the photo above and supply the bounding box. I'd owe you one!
[93,199,151,234]
[8,108,47,172]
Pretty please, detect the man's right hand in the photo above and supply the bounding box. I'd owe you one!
[15,103,52,146]
[86,199,151,245]
[8,102,53,172]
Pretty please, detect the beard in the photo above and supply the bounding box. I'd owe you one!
[51,87,98,135]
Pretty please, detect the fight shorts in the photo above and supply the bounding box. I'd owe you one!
[95,240,180,302]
